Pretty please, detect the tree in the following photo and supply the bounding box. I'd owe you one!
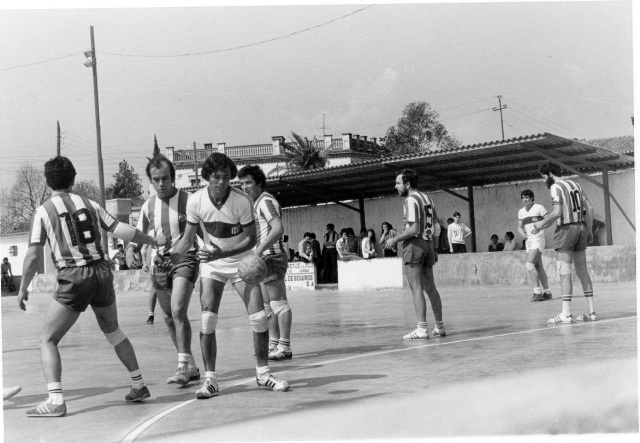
[73,179,101,202]
[106,159,143,199]
[383,101,460,156]
[0,165,50,233]
[153,134,160,157]
[282,132,328,172]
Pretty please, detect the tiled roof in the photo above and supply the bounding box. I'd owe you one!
[584,135,634,155]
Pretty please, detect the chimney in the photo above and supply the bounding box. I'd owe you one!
[271,136,285,155]
[342,133,352,150]
[217,142,226,154]
[165,147,175,162]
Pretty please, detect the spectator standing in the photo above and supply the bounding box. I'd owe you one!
[111,244,129,270]
[439,218,453,253]
[321,223,339,283]
[488,234,504,252]
[380,222,398,257]
[1,257,14,292]
[447,212,472,253]
[309,233,323,272]
[361,229,378,259]
[125,244,143,270]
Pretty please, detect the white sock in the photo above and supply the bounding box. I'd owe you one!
[256,366,270,379]
[130,369,145,389]
[205,371,217,382]
[533,287,541,294]
[47,382,64,405]
[417,322,428,331]
[178,353,191,367]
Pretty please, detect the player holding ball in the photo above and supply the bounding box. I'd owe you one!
[170,153,289,400]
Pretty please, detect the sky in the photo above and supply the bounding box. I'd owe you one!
[0,0,635,195]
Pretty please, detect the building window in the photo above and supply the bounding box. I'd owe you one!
[9,245,18,256]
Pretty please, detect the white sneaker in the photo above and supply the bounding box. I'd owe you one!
[195,378,219,399]
[576,312,597,322]
[403,328,429,340]
[547,313,574,324]
[256,374,290,392]
[432,325,446,337]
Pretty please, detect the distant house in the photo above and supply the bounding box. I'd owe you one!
[164,133,383,191]
[583,135,634,156]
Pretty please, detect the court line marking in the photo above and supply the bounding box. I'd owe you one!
[121,314,636,443]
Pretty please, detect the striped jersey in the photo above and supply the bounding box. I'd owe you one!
[136,189,197,255]
[550,179,585,226]
[403,190,438,241]
[253,191,286,258]
[29,192,117,269]
[186,186,255,261]
[518,203,548,238]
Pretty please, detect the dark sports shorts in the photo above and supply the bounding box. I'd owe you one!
[152,251,199,291]
[402,237,437,268]
[554,223,588,252]
[262,253,289,283]
[54,259,116,312]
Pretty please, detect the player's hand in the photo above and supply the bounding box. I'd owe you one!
[198,243,223,262]
[154,254,172,271]
[154,234,168,250]
[17,288,28,311]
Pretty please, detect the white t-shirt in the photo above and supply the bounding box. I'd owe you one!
[518,203,548,239]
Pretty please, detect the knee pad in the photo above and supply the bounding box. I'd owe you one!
[263,303,273,319]
[556,261,572,275]
[201,311,218,334]
[270,300,291,316]
[525,262,536,272]
[103,328,127,346]
[249,310,268,333]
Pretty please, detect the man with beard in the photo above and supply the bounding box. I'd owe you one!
[382,169,446,340]
[531,162,596,324]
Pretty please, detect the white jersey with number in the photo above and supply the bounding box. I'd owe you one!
[518,203,548,239]
[186,186,255,265]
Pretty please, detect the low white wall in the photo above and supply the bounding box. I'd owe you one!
[338,257,404,291]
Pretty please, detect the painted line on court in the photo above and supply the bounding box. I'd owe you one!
[121,314,636,443]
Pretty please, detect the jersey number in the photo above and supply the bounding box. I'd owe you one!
[424,204,433,231]
[61,209,96,246]
[568,190,582,214]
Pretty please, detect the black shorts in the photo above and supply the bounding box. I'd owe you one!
[402,237,437,268]
[262,253,289,283]
[54,260,116,312]
[152,251,199,291]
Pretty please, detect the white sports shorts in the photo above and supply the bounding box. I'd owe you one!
[200,250,252,284]
[525,236,545,253]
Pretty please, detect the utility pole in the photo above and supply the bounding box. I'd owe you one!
[84,25,109,254]
[318,113,330,137]
[57,121,61,156]
[193,142,199,187]
[492,95,507,141]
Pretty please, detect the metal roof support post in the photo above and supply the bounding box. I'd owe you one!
[359,198,366,233]
[601,168,613,245]
[467,185,477,252]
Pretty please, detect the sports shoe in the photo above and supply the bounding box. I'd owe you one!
[195,378,219,399]
[269,342,278,353]
[403,328,429,340]
[432,325,446,337]
[26,400,67,418]
[146,315,154,324]
[125,385,151,402]
[268,348,293,361]
[576,312,597,322]
[167,366,200,385]
[256,374,290,392]
[531,292,543,302]
[547,313,574,325]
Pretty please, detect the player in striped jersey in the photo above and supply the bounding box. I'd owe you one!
[17,156,163,417]
[383,169,446,340]
[238,165,293,361]
[517,189,553,302]
[532,162,596,324]
[133,155,201,386]
[171,153,289,399]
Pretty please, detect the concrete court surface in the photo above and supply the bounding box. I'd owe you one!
[1,282,638,443]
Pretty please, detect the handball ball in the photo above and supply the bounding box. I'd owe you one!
[238,255,268,284]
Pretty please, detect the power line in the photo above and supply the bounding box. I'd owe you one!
[0,52,83,73]
[101,5,375,58]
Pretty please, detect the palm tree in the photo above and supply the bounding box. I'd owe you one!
[282,132,328,172]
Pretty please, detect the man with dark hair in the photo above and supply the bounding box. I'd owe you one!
[238,164,294,361]
[488,234,504,252]
[532,162,596,324]
[1,257,14,292]
[518,189,552,301]
[17,156,163,417]
[132,154,202,386]
[383,168,446,339]
[503,231,518,251]
[171,153,289,399]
